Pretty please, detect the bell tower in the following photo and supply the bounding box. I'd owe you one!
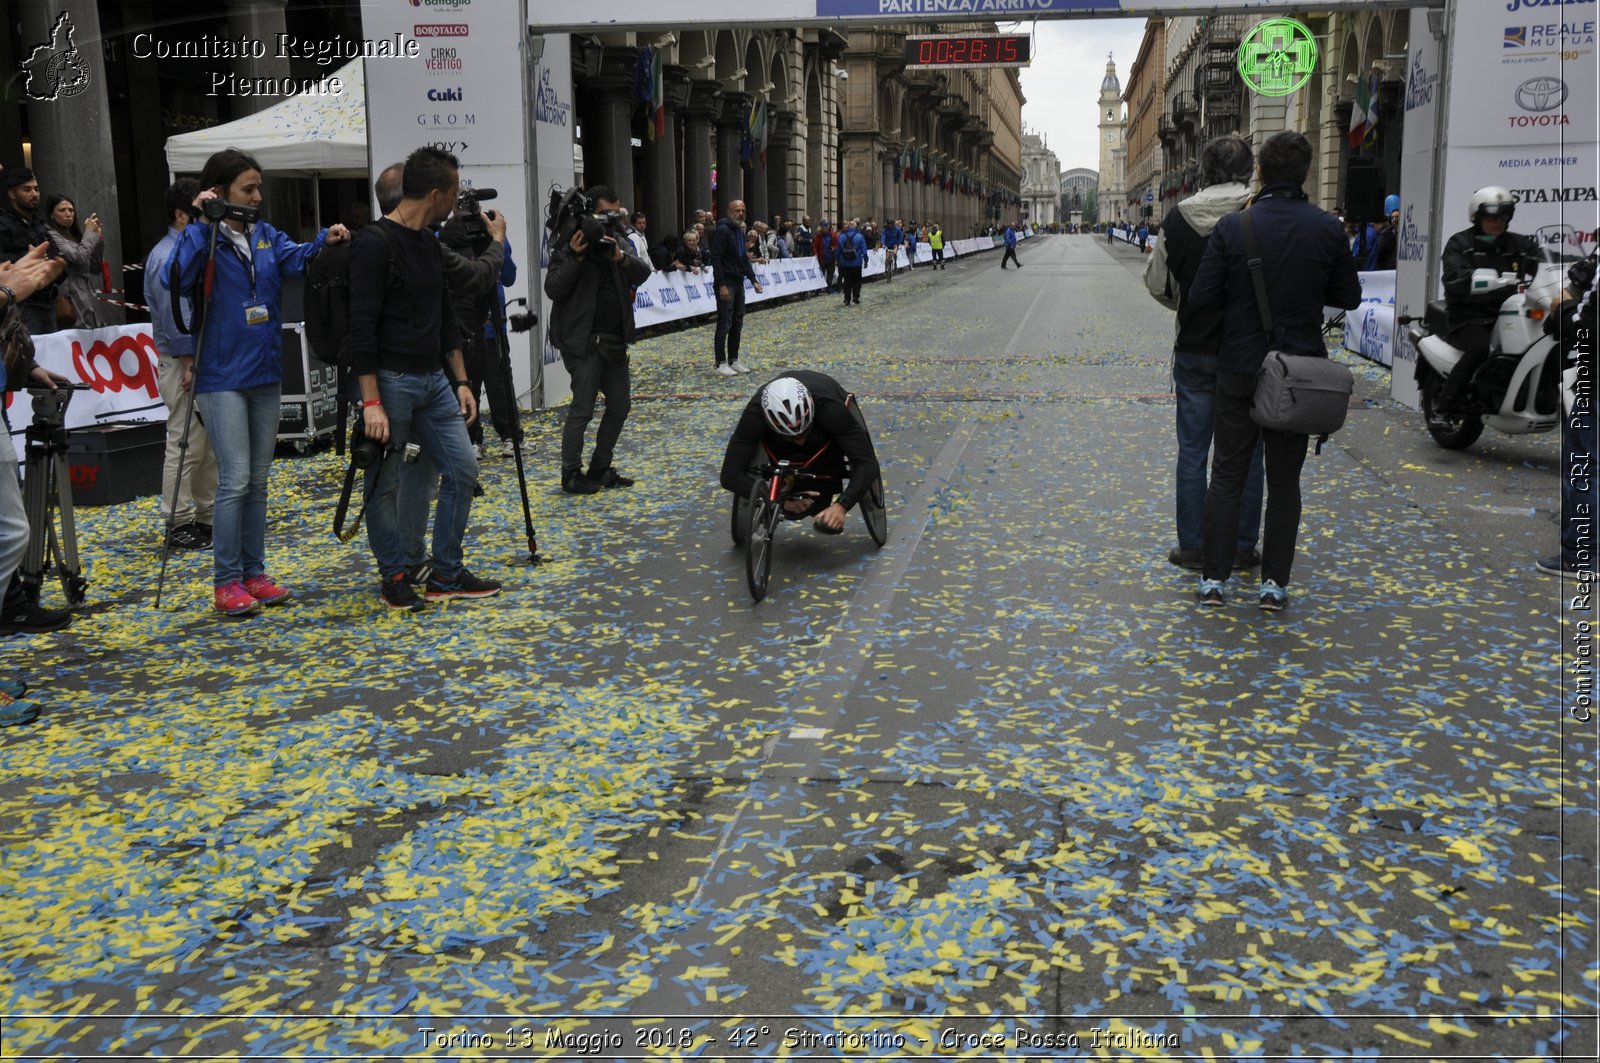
[1097,54,1125,221]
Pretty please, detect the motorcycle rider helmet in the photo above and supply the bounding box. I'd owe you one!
[760,377,815,438]
[1468,186,1516,225]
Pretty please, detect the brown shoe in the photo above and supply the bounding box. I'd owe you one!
[1167,547,1203,570]
[1235,548,1262,569]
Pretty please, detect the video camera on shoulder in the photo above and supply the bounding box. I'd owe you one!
[456,185,497,217]
[199,198,260,225]
[442,185,500,254]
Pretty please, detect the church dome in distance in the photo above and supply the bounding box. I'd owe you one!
[1101,55,1120,94]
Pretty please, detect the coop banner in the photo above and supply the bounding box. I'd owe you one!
[6,325,166,466]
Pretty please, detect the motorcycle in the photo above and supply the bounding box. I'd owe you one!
[1404,242,1582,450]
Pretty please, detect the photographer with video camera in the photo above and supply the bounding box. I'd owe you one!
[349,147,499,610]
[439,186,521,458]
[167,149,348,618]
[544,184,652,496]
[1,242,71,723]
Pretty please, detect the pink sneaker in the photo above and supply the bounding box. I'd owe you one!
[213,582,261,617]
[243,574,291,606]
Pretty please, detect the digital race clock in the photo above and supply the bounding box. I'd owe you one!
[903,34,1031,70]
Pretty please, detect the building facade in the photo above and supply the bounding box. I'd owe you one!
[1122,20,1167,223]
[1060,167,1098,225]
[1019,129,1061,227]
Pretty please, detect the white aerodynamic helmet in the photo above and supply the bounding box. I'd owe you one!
[760,377,815,437]
[1469,186,1516,224]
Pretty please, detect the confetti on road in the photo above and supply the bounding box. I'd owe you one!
[0,241,1590,1059]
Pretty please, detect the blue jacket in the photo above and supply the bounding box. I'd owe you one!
[882,224,904,249]
[487,235,517,338]
[166,219,327,394]
[707,216,756,284]
[143,226,192,357]
[1004,226,1017,248]
[837,228,867,267]
[1186,185,1363,375]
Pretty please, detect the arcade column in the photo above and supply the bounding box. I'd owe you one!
[644,65,692,242]
[766,110,796,223]
[681,79,721,223]
[715,91,753,215]
[578,47,640,206]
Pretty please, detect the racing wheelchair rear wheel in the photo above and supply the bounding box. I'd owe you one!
[861,473,888,547]
[730,489,752,545]
[746,482,779,602]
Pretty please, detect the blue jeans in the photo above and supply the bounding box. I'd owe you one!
[1175,350,1264,552]
[0,434,27,594]
[194,384,280,586]
[363,370,478,581]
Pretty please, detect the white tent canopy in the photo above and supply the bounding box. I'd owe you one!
[164,60,366,178]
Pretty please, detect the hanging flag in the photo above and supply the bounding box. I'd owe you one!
[746,98,767,169]
[1364,73,1380,146]
[636,46,653,111]
[650,49,664,142]
[1347,76,1370,149]
[740,99,755,167]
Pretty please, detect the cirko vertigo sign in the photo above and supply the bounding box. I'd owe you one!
[1238,18,1317,97]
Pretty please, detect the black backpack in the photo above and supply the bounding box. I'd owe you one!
[304,224,407,366]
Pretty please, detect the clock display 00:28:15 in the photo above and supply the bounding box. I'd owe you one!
[905,36,1029,67]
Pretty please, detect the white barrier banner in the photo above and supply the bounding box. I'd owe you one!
[625,236,1008,331]
[7,325,167,465]
[631,256,828,328]
[1326,269,1397,323]
[1344,304,1396,368]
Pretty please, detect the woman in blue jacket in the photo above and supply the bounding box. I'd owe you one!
[167,149,348,617]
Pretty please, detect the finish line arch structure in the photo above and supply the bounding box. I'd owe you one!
[534,0,1592,415]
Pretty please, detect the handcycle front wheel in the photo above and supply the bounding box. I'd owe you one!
[861,473,888,547]
[745,483,779,602]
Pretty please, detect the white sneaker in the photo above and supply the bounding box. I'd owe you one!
[731,360,753,374]
[715,364,738,376]
[497,440,518,459]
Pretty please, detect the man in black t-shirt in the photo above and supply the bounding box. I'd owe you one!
[347,147,499,611]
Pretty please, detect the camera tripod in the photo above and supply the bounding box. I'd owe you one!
[18,385,89,607]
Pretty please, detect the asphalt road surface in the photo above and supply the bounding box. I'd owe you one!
[1,235,1592,1061]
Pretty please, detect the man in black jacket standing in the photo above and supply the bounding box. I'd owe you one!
[1144,135,1263,572]
[1187,131,1362,611]
[543,185,653,494]
[0,169,59,336]
[706,198,762,377]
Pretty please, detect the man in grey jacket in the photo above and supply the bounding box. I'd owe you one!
[1144,135,1264,573]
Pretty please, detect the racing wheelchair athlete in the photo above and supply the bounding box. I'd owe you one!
[721,372,886,600]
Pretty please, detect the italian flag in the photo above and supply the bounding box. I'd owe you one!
[1348,75,1378,149]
